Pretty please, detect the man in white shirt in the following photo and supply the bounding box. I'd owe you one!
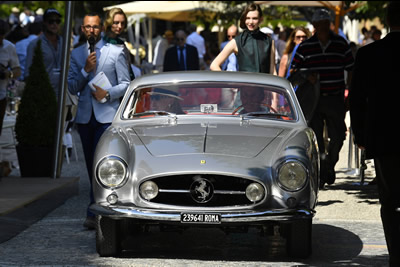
[0,19,21,114]
[0,19,21,160]
[186,24,206,70]
[152,30,174,72]
[25,8,63,99]
[220,25,238,71]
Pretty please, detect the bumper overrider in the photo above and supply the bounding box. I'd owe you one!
[89,203,315,223]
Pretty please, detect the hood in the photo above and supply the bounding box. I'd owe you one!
[131,122,284,158]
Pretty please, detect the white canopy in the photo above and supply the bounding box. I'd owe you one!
[104,1,224,22]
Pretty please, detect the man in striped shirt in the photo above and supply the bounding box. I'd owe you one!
[291,9,354,188]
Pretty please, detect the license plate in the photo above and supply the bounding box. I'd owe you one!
[180,213,221,224]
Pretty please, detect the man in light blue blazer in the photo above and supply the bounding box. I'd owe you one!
[68,12,130,230]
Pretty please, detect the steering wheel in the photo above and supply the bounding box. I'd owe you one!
[232,104,278,115]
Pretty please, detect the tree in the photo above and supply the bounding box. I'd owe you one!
[351,1,389,27]
[15,39,57,147]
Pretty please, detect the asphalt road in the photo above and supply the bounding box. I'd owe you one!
[0,120,390,266]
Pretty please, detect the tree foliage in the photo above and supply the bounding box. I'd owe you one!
[0,1,66,22]
[194,1,388,30]
[351,1,390,26]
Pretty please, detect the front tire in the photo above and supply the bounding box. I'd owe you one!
[96,215,121,257]
[285,219,312,258]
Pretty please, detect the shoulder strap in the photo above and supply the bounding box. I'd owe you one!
[286,43,300,79]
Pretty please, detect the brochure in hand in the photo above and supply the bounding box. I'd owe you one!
[89,71,111,103]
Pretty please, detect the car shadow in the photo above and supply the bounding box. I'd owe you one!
[117,224,386,265]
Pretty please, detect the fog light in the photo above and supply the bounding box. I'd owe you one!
[140,181,159,200]
[107,194,118,204]
[245,183,265,202]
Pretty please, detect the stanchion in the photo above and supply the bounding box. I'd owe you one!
[350,127,368,186]
[347,126,353,169]
[359,149,367,185]
[345,127,360,176]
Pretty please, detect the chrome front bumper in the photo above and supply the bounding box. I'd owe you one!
[89,204,315,223]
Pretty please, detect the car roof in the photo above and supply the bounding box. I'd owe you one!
[128,71,292,92]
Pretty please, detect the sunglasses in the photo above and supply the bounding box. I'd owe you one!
[176,38,185,41]
[113,21,126,26]
[83,25,101,31]
[48,19,61,25]
[295,35,307,40]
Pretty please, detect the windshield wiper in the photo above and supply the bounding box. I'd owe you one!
[241,111,290,118]
[130,110,176,118]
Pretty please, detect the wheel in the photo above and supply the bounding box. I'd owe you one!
[120,218,143,235]
[96,215,121,257]
[285,219,312,258]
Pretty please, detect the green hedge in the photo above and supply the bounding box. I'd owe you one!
[15,39,57,147]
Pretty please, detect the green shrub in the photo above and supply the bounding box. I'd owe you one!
[15,39,57,147]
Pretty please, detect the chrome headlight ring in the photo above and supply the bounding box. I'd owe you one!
[96,156,128,189]
[277,159,308,192]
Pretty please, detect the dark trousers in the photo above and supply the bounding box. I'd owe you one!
[310,95,346,168]
[0,98,7,136]
[375,157,400,266]
[77,113,111,217]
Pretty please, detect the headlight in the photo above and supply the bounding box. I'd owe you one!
[246,182,265,202]
[140,181,159,200]
[96,156,128,188]
[278,161,308,191]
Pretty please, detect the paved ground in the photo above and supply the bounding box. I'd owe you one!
[0,115,80,243]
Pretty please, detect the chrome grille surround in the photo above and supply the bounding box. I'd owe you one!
[140,174,265,207]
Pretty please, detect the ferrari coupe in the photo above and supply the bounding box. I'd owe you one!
[90,71,319,258]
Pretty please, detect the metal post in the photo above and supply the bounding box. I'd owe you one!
[135,16,140,66]
[148,18,153,63]
[52,1,74,178]
[127,16,134,45]
[347,126,353,170]
[355,143,360,169]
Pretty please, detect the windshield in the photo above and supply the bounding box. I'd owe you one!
[122,82,296,121]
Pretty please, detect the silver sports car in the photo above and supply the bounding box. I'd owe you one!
[90,71,319,258]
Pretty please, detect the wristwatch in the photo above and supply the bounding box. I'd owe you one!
[105,91,110,101]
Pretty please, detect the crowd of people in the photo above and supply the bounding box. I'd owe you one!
[1,5,385,82]
[1,2,399,265]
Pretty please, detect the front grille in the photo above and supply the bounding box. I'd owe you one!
[143,174,260,207]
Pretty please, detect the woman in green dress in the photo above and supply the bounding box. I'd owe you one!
[210,3,276,74]
[210,3,277,109]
